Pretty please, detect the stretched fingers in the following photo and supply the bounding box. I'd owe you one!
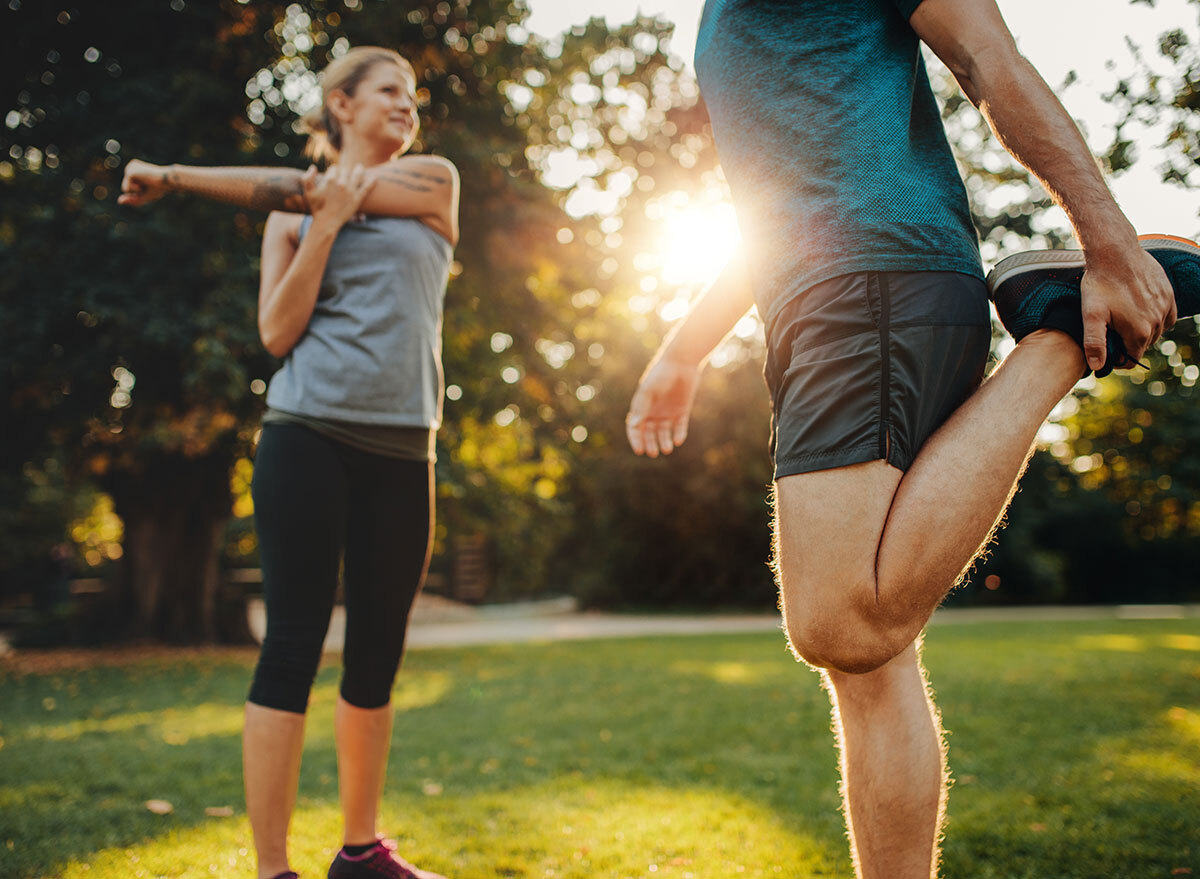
[642,422,661,458]
[656,422,675,456]
[626,415,646,456]
[672,415,690,448]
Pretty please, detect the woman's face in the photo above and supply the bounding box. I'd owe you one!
[339,61,420,155]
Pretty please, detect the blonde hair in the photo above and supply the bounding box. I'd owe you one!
[299,47,416,162]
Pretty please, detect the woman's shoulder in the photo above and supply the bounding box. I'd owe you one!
[392,152,458,172]
[386,153,459,187]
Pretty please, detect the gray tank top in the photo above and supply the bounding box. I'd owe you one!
[266,215,453,427]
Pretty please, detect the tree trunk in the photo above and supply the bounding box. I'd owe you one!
[106,451,234,643]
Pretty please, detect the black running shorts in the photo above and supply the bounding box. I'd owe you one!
[765,270,992,480]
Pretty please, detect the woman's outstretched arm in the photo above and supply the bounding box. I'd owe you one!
[119,155,458,243]
[119,160,310,212]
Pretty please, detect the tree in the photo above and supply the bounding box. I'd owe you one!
[2,1,285,640]
[1,0,753,635]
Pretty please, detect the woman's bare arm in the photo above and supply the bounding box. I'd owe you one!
[361,155,460,245]
[120,155,459,244]
[120,161,310,213]
[257,165,375,357]
[258,212,326,357]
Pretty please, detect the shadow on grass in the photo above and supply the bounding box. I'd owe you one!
[1,619,1197,878]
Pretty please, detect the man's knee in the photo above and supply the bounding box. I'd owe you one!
[780,572,908,675]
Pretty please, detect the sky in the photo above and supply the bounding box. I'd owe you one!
[522,0,1200,240]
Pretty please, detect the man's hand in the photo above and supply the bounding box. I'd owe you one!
[118,158,173,206]
[626,356,702,458]
[1082,243,1176,370]
[910,0,1176,368]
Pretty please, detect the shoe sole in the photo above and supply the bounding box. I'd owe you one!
[986,234,1200,292]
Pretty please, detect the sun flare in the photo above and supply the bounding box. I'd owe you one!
[658,199,742,288]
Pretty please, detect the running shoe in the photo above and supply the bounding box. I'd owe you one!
[327,838,447,879]
[987,234,1200,376]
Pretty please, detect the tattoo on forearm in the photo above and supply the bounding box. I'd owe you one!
[174,167,307,212]
[248,175,307,212]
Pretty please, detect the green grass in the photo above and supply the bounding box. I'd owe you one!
[1,619,1198,879]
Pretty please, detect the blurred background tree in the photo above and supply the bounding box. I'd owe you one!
[2,0,1197,644]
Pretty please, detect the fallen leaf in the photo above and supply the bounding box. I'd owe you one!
[144,799,173,815]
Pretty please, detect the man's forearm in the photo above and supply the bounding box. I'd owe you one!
[657,256,756,367]
[967,49,1137,252]
[165,165,308,213]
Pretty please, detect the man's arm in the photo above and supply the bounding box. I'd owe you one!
[626,254,755,457]
[909,0,1175,369]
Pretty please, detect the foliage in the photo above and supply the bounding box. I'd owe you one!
[4,0,1200,633]
[1106,0,1200,190]
[1,620,1197,877]
[1,0,289,638]
[0,0,786,618]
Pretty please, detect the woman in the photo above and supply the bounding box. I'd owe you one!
[120,46,459,879]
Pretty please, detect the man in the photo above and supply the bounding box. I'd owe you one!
[625,1,1199,876]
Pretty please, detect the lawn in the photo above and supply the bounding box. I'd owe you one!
[1,619,1197,879]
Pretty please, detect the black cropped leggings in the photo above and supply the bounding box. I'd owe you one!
[248,422,433,714]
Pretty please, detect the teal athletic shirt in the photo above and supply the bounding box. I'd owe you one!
[694,0,984,331]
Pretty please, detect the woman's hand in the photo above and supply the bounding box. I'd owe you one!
[302,163,376,228]
[118,159,174,206]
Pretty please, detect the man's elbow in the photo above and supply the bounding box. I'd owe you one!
[951,39,1024,109]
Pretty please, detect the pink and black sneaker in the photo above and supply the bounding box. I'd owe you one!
[327,838,447,879]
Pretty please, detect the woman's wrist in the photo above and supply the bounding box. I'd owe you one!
[306,214,343,238]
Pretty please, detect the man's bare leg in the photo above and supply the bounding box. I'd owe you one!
[773,329,1086,878]
[776,328,1088,674]
[824,642,946,879]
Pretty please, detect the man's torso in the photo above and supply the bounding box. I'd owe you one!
[695,0,983,330]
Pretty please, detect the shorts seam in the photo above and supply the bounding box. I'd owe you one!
[774,442,887,478]
[775,440,880,467]
[875,272,891,460]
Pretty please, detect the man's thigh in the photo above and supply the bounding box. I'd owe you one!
[773,459,902,618]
